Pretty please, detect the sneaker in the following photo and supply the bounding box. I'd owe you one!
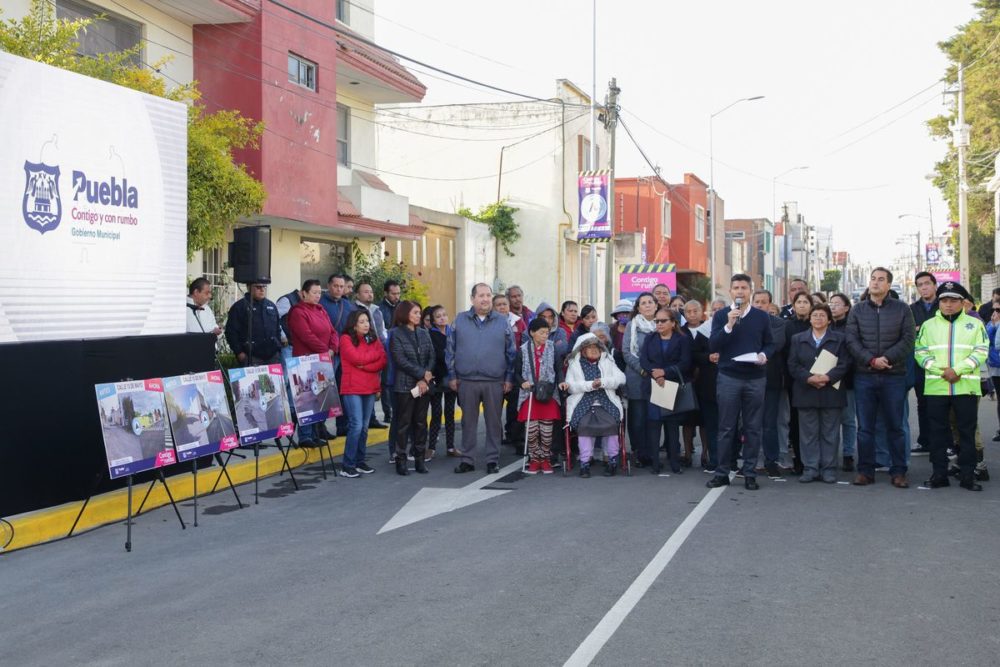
[765,462,783,479]
[356,462,375,474]
[976,466,990,482]
[340,466,360,478]
[911,444,931,456]
[541,460,554,475]
[875,466,889,473]
[734,470,745,479]
[446,448,460,457]
[389,453,397,464]
[525,460,542,475]
[407,454,415,462]
[369,420,388,429]
[425,449,435,462]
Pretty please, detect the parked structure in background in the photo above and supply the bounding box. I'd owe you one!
[724,218,776,294]
[376,79,612,314]
[614,173,716,300]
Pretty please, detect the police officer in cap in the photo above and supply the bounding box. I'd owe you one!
[914,280,990,491]
[224,283,282,366]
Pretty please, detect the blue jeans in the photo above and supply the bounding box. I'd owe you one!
[855,373,907,477]
[874,397,911,468]
[840,389,857,457]
[342,393,375,468]
[715,374,766,477]
[762,387,782,465]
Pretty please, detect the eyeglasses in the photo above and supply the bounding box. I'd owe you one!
[654,318,672,324]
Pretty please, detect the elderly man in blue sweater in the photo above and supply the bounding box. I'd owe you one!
[706,274,775,490]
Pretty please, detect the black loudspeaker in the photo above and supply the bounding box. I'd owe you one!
[228,226,272,284]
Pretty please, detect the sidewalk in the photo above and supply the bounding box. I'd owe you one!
[3,407,467,553]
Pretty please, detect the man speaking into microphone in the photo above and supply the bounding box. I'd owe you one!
[706,273,775,490]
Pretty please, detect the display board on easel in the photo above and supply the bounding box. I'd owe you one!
[286,353,343,425]
[95,379,175,479]
[228,364,294,445]
[163,370,238,460]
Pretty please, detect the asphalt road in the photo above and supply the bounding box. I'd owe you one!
[100,423,167,463]
[5,396,1000,665]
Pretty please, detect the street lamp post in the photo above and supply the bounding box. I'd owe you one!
[709,95,764,299]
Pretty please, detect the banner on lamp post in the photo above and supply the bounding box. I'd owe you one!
[925,243,941,265]
[578,170,611,242]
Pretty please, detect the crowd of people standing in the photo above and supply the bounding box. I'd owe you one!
[193,266,995,492]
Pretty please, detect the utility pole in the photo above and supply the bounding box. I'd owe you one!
[954,64,970,285]
[588,0,598,308]
[782,203,790,299]
[603,78,621,314]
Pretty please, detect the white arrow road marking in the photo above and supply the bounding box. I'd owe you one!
[377,459,524,534]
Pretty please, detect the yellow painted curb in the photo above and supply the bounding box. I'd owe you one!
[4,407,467,553]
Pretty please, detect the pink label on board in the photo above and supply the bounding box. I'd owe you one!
[219,434,239,451]
[144,378,164,392]
[269,364,284,376]
[155,450,176,467]
[207,371,223,383]
[277,422,294,437]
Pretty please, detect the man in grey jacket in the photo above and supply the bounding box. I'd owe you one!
[447,283,516,475]
[845,267,916,488]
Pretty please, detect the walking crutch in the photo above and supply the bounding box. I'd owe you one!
[521,392,533,474]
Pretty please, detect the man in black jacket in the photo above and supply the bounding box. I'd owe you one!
[845,267,916,488]
[224,283,282,366]
[910,271,938,455]
[753,289,790,479]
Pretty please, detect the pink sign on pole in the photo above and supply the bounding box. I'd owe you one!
[619,264,677,300]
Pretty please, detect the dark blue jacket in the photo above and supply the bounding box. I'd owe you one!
[378,298,398,333]
[640,332,693,421]
[709,305,775,380]
[319,293,356,335]
[224,295,281,361]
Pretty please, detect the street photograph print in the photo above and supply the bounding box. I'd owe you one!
[286,353,343,426]
[94,379,175,478]
[227,364,292,445]
[163,371,237,460]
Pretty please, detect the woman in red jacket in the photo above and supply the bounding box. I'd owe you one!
[339,309,387,477]
[287,280,338,446]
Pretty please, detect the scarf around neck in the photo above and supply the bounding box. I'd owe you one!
[628,315,656,359]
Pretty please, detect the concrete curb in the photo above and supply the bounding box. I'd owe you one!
[4,408,468,553]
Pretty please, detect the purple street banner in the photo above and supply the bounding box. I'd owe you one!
[286,352,343,426]
[228,364,294,445]
[619,264,677,300]
[163,370,239,461]
[95,378,176,479]
[578,171,611,241]
[925,243,941,265]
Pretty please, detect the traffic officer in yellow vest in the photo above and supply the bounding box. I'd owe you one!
[914,281,990,491]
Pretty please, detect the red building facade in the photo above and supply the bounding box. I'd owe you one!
[615,173,710,276]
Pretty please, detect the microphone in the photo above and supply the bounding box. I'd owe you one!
[732,298,744,327]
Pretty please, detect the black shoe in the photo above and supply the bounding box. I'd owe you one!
[414,458,428,474]
[356,463,375,474]
[924,475,950,488]
[670,465,683,474]
[454,462,475,474]
[340,466,360,478]
[765,462,783,479]
[395,458,409,476]
[298,438,321,448]
[369,420,388,430]
[486,462,499,475]
[745,477,759,490]
[842,456,855,472]
[316,424,333,440]
[911,444,931,456]
[960,478,983,492]
[580,464,591,479]
[793,461,804,475]
[604,456,618,477]
[948,465,961,478]
[976,467,990,482]
[706,476,730,488]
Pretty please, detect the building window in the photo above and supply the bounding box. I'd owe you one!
[288,53,317,91]
[695,205,705,243]
[421,236,427,267]
[300,238,350,283]
[57,0,141,64]
[336,0,349,23]
[448,239,454,270]
[660,197,671,238]
[336,104,350,166]
[411,240,418,266]
[395,240,402,261]
[435,237,441,269]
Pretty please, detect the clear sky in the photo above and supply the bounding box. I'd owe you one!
[371,0,977,265]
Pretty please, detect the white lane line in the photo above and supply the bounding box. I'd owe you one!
[563,484,729,667]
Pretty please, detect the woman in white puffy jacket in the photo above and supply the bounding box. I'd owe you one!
[560,333,627,477]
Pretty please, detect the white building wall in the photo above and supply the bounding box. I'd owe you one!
[375,80,610,312]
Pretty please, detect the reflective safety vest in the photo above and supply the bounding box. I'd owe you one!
[914,310,989,396]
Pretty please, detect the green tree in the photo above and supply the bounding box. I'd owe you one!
[0,1,265,258]
[927,1,1000,295]
[820,269,842,293]
[458,201,520,257]
[351,241,430,307]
